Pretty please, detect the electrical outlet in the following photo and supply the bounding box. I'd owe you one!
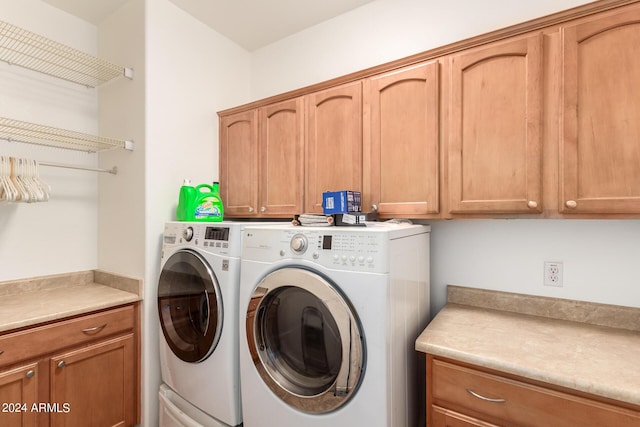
[544,261,563,287]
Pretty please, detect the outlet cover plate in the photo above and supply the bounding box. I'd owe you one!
[544,261,563,287]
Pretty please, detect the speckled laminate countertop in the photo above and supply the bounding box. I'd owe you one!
[0,270,142,333]
[416,286,640,408]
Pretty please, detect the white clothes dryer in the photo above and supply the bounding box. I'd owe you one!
[238,223,430,427]
[158,221,284,426]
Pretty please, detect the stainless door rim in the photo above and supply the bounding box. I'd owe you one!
[247,267,364,414]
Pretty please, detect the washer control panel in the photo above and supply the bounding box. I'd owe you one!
[243,226,391,273]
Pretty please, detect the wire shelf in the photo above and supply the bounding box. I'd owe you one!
[0,20,131,87]
[0,117,133,153]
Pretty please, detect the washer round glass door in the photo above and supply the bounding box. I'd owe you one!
[158,249,223,363]
[246,267,364,414]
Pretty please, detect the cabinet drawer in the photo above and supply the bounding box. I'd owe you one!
[431,358,640,427]
[0,305,134,368]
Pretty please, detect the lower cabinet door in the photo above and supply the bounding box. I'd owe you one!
[50,334,135,427]
[0,362,39,427]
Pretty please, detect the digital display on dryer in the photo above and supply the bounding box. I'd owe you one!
[322,235,332,250]
[205,227,229,241]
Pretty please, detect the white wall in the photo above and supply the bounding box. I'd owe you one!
[248,0,640,314]
[142,1,250,425]
[0,0,100,280]
[250,0,595,99]
[429,220,640,313]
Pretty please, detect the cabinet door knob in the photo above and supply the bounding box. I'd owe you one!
[260,206,266,212]
[26,370,35,379]
[371,204,378,212]
[527,200,538,209]
[565,200,577,209]
[248,207,254,213]
[57,360,66,368]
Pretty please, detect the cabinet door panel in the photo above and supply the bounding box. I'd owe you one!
[259,98,304,215]
[220,110,259,216]
[365,61,439,216]
[0,363,38,427]
[560,6,640,213]
[50,334,134,427]
[306,82,362,213]
[448,34,542,213]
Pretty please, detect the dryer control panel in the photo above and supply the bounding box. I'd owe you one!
[163,221,243,257]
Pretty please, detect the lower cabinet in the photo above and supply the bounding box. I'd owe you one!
[0,304,139,427]
[50,334,135,427]
[427,356,640,427]
[0,362,39,427]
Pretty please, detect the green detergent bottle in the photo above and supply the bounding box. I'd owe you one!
[193,182,224,222]
[176,179,196,221]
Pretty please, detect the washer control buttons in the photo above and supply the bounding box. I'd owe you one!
[182,227,194,242]
[290,234,308,254]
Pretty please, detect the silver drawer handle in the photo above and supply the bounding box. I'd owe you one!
[26,370,35,379]
[466,388,506,403]
[81,323,107,334]
[57,360,66,368]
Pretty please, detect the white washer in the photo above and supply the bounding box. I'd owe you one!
[158,221,283,426]
[238,223,430,427]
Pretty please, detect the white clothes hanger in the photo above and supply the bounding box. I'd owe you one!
[0,156,50,203]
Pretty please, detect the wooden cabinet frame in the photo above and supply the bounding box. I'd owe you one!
[219,0,640,219]
[0,304,140,427]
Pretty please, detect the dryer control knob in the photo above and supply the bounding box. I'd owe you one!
[183,227,194,242]
[290,234,308,254]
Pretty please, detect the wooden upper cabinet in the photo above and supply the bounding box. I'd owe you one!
[364,61,439,216]
[560,5,640,214]
[447,34,543,214]
[219,110,259,217]
[306,82,363,213]
[258,98,304,216]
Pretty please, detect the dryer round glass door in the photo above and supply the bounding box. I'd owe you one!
[158,249,223,363]
[246,267,364,414]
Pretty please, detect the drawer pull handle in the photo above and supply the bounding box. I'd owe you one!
[57,361,66,368]
[81,323,107,334]
[466,388,506,403]
[26,370,35,379]
[0,350,4,356]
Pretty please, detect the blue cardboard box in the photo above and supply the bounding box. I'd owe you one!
[322,191,361,214]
